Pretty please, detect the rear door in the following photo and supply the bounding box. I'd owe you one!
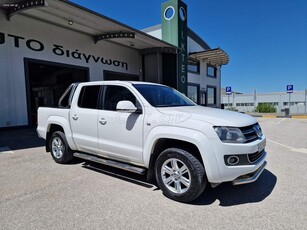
[98,85,144,163]
[70,85,101,154]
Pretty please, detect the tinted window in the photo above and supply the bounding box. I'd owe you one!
[104,86,137,111]
[207,87,216,105]
[188,59,200,73]
[207,66,217,78]
[78,85,100,109]
[188,85,199,104]
[133,84,195,107]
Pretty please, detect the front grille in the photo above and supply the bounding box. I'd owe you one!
[239,124,259,143]
[248,150,265,163]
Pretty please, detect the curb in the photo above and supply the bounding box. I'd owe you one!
[251,115,307,119]
[262,115,277,118]
[291,115,307,119]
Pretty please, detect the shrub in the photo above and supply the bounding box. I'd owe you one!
[226,106,238,112]
[255,103,276,113]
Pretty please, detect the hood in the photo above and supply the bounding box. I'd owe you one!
[156,105,257,127]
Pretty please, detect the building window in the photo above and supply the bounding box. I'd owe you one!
[283,101,305,106]
[188,59,200,74]
[207,86,216,105]
[259,102,278,106]
[188,84,199,104]
[207,65,217,78]
[236,103,254,107]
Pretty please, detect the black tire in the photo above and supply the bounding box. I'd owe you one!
[155,148,207,203]
[49,131,74,164]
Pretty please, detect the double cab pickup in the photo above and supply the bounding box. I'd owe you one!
[37,81,267,202]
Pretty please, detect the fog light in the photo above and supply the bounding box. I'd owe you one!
[227,156,239,165]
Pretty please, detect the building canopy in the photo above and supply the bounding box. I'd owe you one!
[1,0,176,51]
[189,48,229,66]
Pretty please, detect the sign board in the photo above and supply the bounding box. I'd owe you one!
[162,0,187,95]
[287,85,293,93]
[226,86,232,95]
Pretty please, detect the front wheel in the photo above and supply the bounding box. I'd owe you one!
[155,148,207,203]
[49,131,73,164]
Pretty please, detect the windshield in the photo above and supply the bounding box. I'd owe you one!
[133,84,195,107]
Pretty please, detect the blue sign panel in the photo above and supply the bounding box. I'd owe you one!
[226,87,232,95]
[287,85,293,93]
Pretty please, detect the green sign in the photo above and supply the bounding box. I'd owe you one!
[162,0,188,95]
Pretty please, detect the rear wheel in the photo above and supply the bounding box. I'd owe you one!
[155,148,207,203]
[49,131,73,164]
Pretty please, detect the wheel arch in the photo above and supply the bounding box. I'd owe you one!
[46,124,64,152]
[143,126,221,182]
[152,138,204,166]
[45,117,77,152]
[144,127,209,183]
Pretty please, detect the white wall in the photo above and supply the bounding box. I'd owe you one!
[221,91,307,114]
[146,29,162,40]
[0,10,141,127]
[188,38,221,107]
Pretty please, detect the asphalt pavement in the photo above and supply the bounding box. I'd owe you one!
[0,118,306,230]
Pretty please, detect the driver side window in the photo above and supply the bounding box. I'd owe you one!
[103,85,138,111]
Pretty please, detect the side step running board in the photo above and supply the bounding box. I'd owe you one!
[73,152,146,175]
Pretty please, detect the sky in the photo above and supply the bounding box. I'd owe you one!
[71,0,307,94]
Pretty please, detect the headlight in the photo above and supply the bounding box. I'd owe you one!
[214,126,246,143]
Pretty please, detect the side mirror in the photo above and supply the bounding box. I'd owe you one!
[116,100,138,113]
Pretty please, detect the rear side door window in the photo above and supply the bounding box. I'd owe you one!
[78,85,101,109]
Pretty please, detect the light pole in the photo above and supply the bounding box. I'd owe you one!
[226,86,231,109]
[305,89,307,115]
[253,89,256,112]
[227,94,229,109]
[287,85,293,116]
[289,93,291,114]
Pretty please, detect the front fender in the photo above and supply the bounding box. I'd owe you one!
[143,126,222,182]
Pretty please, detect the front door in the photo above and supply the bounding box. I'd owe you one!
[98,85,144,164]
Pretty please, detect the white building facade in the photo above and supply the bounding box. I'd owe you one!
[221,91,307,114]
[0,0,229,128]
[0,0,176,128]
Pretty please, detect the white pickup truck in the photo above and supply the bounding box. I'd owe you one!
[37,81,267,202]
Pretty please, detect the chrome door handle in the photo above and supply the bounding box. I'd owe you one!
[99,119,107,125]
[72,115,78,121]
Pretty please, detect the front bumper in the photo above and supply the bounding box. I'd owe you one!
[199,135,267,183]
[232,161,267,185]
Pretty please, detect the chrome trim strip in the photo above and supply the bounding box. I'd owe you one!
[248,150,267,164]
[241,128,255,135]
[232,161,267,185]
[245,135,258,142]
